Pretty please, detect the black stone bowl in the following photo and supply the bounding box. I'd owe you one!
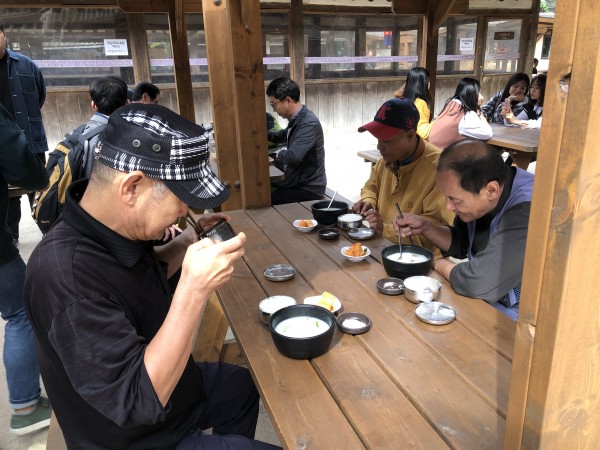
[269,304,336,359]
[311,200,348,226]
[381,245,434,280]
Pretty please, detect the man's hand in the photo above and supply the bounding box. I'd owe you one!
[393,212,429,237]
[181,232,246,296]
[197,212,231,233]
[363,208,383,234]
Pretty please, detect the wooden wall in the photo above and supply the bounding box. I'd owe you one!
[42,73,511,149]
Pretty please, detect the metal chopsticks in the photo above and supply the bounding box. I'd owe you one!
[183,212,203,236]
[395,203,415,245]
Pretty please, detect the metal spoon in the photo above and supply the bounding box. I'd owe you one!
[327,189,339,209]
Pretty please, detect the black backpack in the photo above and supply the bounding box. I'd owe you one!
[32,123,105,234]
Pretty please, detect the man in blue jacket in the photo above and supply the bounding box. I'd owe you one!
[266,77,326,205]
[0,103,52,435]
[0,21,48,244]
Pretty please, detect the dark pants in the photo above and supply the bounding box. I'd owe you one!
[7,153,46,240]
[271,187,323,206]
[176,362,281,450]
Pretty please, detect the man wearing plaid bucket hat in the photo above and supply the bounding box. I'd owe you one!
[24,104,281,449]
[352,98,454,258]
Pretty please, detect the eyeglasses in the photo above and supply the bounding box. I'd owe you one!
[269,99,282,109]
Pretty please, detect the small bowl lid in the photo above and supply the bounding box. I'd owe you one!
[415,302,456,325]
[264,264,296,282]
[376,277,404,295]
[318,228,340,240]
[337,312,372,335]
[348,228,375,240]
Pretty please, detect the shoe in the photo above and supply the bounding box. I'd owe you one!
[10,396,52,435]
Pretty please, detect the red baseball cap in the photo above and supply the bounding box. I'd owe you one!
[358,98,420,140]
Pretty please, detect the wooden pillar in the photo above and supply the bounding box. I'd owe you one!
[202,0,271,210]
[127,13,152,84]
[289,0,305,98]
[167,0,195,121]
[522,0,541,76]
[473,15,487,81]
[504,0,600,447]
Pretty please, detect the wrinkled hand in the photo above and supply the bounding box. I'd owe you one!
[197,212,231,232]
[181,232,246,294]
[352,201,373,215]
[363,208,383,234]
[393,213,428,238]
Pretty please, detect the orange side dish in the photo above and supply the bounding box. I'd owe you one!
[299,220,313,227]
[344,243,365,257]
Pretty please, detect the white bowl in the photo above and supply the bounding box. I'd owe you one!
[340,245,371,262]
[303,294,342,313]
[293,219,317,233]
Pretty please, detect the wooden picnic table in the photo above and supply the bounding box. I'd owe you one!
[488,123,540,170]
[217,202,516,449]
[357,123,540,170]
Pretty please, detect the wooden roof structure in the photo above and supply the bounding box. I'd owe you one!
[5,0,600,447]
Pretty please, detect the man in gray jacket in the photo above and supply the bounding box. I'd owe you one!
[266,77,326,205]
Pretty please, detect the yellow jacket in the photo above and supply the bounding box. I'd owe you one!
[414,98,433,139]
[360,138,454,259]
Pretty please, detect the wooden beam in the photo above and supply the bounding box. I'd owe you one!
[203,0,271,210]
[167,0,195,121]
[289,0,305,98]
[392,0,468,15]
[521,0,541,76]
[126,13,152,84]
[118,0,202,13]
[505,0,600,447]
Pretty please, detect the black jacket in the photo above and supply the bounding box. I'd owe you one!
[0,103,49,266]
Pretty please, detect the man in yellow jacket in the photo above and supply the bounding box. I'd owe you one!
[353,98,454,259]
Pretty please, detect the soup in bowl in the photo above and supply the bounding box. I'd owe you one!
[269,304,336,359]
[311,200,348,225]
[381,244,433,280]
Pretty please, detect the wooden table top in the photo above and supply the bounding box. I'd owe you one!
[8,186,30,198]
[217,202,516,449]
[488,123,540,153]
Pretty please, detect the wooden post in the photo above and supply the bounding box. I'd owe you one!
[126,13,152,84]
[504,0,600,447]
[167,0,195,121]
[289,0,305,99]
[521,0,541,76]
[203,0,271,210]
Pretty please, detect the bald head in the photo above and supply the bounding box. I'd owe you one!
[438,139,507,195]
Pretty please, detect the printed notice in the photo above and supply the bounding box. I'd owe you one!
[104,39,128,56]
[459,38,475,52]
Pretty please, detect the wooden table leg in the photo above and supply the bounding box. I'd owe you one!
[510,151,535,170]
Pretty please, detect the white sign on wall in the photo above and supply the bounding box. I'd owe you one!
[460,38,475,52]
[104,39,129,56]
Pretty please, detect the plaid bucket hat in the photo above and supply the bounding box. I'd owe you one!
[358,97,420,140]
[97,103,229,210]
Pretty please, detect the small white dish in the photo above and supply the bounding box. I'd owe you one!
[259,296,297,325]
[340,245,371,263]
[304,295,342,313]
[293,219,317,233]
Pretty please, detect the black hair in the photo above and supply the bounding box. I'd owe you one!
[266,77,300,102]
[530,74,547,108]
[402,67,432,110]
[500,72,530,103]
[89,76,129,116]
[132,81,160,102]
[441,77,481,116]
[438,139,507,194]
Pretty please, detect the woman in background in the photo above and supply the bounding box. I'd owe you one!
[428,77,493,150]
[502,74,547,129]
[394,67,433,139]
[481,72,530,124]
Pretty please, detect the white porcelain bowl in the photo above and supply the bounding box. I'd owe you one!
[293,219,317,233]
[340,245,371,263]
